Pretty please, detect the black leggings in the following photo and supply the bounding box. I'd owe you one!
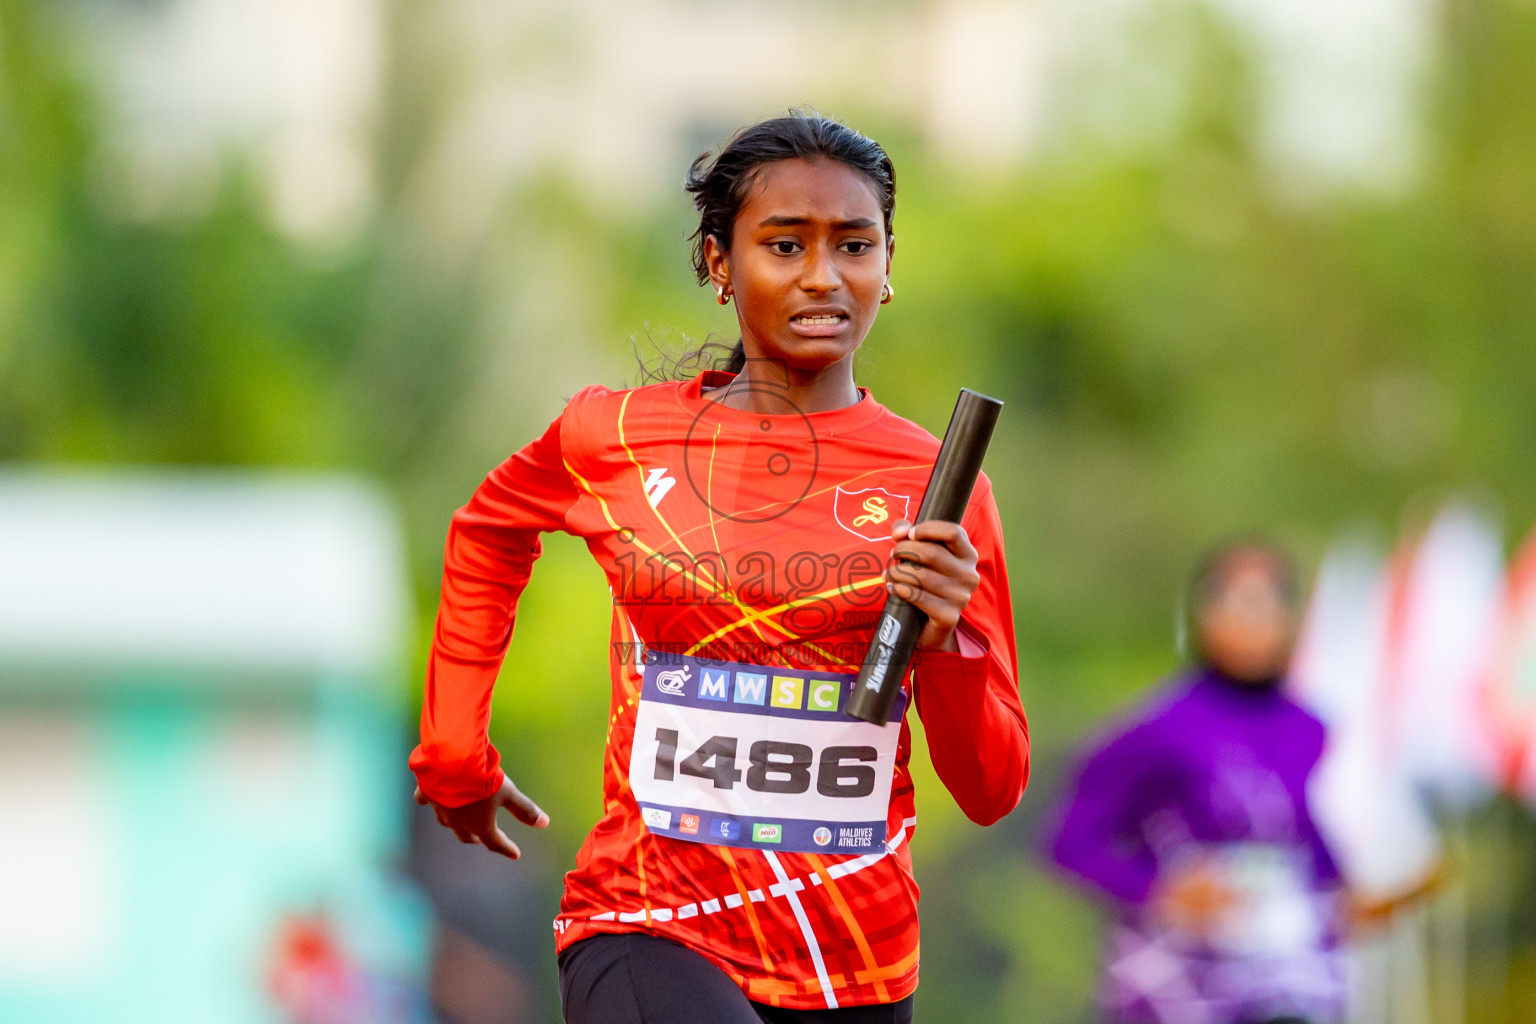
[558,932,915,1024]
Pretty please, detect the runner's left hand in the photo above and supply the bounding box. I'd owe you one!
[414,775,548,861]
[1152,856,1234,941]
[885,519,980,652]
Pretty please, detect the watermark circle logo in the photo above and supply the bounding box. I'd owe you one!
[683,381,819,524]
[812,826,832,847]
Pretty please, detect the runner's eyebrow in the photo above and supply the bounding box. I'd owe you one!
[759,216,878,230]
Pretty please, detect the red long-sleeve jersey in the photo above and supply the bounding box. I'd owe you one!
[410,370,1029,1009]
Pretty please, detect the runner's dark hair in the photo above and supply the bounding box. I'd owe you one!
[1191,538,1301,610]
[1174,536,1301,663]
[639,110,896,383]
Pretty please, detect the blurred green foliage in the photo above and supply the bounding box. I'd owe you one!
[6,0,1536,1020]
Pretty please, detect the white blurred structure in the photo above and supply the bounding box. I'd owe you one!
[353,0,1055,253]
[0,471,407,675]
[1386,505,1505,807]
[1216,0,1434,195]
[1487,530,1536,804]
[1291,502,1507,1024]
[0,470,424,1023]
[78,0,384,243]
[66,0,1435,248]
[1293,504,1505,896]
[1292,536,1440,902]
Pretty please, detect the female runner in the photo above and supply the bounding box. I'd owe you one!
[1047,542,1345,1024]
[410,112,1030,1024]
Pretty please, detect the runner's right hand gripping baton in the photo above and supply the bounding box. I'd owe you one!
[847,388,1004,725]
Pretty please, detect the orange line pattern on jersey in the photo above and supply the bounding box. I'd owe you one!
[697,418,850,667]
[669,462,934,549]
[562,818,920,1006]
[718,845,777,974]
[853,945,920,985]
[694,417,780,656]
[806,854,893,1002]
[617,391,731,604]
[685,575,886,654]
[565,457,860,667]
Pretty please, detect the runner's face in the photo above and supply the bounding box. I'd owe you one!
[718,158,891,374]
[1196,559,1296,684]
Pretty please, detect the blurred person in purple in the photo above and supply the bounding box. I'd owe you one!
[1046,541,1345,1024]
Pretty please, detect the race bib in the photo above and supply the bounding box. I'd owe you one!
[1204,843,1326,957]
[628,653,908,854]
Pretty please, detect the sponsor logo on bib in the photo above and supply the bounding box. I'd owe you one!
[734,672,768,705]
[836,826,876,849]
[813,826,833,847]
[655,666,691,696]
[770,675,804,709]
[807,679,841,713]
[753,823,783,844]
[642,807,672,830]
[698,667,730,702]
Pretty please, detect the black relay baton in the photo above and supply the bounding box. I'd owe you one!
[846,388,1004,725]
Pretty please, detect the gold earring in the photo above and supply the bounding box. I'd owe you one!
[717,285,731,305]
[880,282,894,304]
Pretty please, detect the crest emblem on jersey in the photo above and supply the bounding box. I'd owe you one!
[834,486,911,542]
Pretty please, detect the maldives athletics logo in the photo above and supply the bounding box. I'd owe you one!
[834,486,911,542]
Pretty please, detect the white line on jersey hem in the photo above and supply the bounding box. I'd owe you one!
[557,815,921,1004]
[764,849,838,1010]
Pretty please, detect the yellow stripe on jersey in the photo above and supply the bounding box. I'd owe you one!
[564,457,862,666]
[684,575,886,655]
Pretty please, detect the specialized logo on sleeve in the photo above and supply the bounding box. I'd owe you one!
[644,467,676,508]
[834,486,911,542]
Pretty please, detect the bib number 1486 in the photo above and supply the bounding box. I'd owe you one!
[652,730,877,799]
